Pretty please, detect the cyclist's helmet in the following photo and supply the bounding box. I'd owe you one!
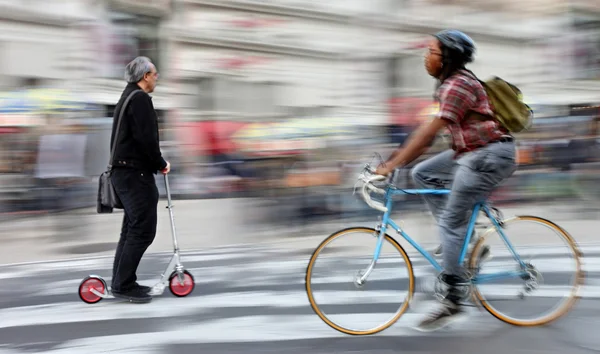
[433,29,476,63]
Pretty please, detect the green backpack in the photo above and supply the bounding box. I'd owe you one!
[479,76,534,133]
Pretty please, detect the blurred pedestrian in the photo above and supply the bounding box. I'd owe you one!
[109,56,170,303]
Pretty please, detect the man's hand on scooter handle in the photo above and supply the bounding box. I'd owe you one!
[161,161,171,175]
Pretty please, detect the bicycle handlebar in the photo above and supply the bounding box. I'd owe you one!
[357,164,393,212]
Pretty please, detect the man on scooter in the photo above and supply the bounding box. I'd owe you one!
[109,56,170,303]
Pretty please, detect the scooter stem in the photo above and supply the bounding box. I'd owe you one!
[164,174,180,253]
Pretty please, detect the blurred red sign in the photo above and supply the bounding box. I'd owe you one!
[177,120,312,157]
[226,18,287,28]
[178,120,246,155]
[0,127,20,134]
[0,114,41,127]
[388,97,434,126]
[216,56,272,69]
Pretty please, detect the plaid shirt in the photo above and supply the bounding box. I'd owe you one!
[435,69,508,156]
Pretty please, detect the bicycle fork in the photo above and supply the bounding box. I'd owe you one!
[354,217,388,288]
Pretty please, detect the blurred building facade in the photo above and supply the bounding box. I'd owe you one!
[0,0,174,110]
[1,0,599,115]
[0,0,598,140]
[167,0,403,128]
[163,0,600,128]
[0,0,89,92]
[75,0,175,114]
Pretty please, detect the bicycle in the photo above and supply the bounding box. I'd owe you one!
[305,162,584,335]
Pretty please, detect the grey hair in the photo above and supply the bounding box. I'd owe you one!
[124,56,154,83]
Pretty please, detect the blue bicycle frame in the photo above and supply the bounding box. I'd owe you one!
[373,186,529,284]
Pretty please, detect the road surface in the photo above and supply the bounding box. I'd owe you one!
[0,244,598,354]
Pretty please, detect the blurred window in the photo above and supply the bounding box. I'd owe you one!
[105,10,161,79]
[386,54,433,96]
[571,15,600,80]
[197,76,281,117]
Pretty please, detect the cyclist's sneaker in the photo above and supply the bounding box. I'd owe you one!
[414,299,465,332]
[414,273,468,332]
[432,244,443,256]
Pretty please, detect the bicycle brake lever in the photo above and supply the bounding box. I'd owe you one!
[353,173,366,196]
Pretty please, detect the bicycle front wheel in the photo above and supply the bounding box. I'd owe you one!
[469,215,584,326]
[305,227,415,335]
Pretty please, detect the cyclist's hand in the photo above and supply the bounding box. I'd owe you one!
[375,165,391,176]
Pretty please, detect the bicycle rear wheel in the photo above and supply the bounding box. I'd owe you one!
[305,227,415,335]
[469,216,584,326]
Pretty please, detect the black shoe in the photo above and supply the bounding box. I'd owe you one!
[112,286,152,304]
[134,283,152,294]
[112,282,152,294]
[414,300,465,332]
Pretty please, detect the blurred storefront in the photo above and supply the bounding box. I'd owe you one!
[0,88,99,215]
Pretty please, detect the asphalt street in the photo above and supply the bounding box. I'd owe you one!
[0,244,599,354]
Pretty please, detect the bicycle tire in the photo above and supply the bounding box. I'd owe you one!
[469,215,584,326]
[305,227,415,335]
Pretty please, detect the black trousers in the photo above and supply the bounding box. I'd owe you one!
[111,168,159,292]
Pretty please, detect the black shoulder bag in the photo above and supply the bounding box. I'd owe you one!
[97,89,142,214]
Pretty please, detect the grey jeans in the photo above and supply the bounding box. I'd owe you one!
[411,140,517,276]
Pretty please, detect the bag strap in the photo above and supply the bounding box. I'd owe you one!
[460,68,484,85]
[108,89,142,169]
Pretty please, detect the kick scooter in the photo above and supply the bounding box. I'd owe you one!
[78,174,195,304]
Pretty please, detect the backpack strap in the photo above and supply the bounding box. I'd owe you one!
[458,68,485,86]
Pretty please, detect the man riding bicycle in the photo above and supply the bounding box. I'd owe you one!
[375,29,517,331]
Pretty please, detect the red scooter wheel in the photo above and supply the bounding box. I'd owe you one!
[78,276,107,304]
[169,270,195,297]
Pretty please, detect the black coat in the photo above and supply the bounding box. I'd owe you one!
[109,83,167,173]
